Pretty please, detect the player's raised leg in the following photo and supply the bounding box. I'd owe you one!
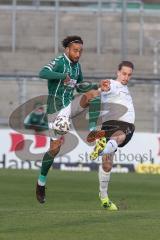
[79,90,101,131]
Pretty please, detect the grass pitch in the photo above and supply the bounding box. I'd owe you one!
[0,169,160,240]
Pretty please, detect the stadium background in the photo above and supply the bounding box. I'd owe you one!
[0,0,160,173]
[0,2,160,240]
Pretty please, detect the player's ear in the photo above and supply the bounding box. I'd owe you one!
[117,70,120,77]
[65,47,69,55]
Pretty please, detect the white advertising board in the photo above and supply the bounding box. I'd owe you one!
[0,129,160,172]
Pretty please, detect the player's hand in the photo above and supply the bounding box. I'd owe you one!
[100,79,111,91]
[64,75,71,85]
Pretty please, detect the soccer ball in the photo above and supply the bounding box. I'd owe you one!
[53,115,71,135]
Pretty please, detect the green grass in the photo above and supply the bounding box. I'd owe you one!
[0,169,160,240]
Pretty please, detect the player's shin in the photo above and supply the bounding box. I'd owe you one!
[38,152,54,186]
[98,165,111,199]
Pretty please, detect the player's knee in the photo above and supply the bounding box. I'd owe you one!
[102,162,112,172]
[102,154,113,172]
[49,139,62,157]
[80,90,100,108]
[80,94,88,108]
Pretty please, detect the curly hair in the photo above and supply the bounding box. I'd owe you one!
[62,35,83,48]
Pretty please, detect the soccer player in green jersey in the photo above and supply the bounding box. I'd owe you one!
[36,35,108,203]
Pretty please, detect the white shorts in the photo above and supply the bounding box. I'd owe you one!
[48,95,85,140]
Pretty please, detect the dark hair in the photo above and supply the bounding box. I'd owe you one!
[118,61,134,71]
[62,35,83,48]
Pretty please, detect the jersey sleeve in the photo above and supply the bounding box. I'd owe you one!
[76,64,99,92]
[77,64,83,83]
[76,82,99,94]
[39,58,67,81]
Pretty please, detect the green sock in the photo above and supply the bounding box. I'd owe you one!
[40,152,54,176]
[89,96,101,131]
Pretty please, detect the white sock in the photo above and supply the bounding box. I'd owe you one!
[38,175,46,186]
[98,165,111,199]
[101,139,118,155]
[38,179,45,186]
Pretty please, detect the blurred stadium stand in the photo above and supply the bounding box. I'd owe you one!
[0,0,160,132]
[0,75,160,133]
[0,0,160,75]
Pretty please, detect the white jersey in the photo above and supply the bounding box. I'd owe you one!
[101,79,135,124]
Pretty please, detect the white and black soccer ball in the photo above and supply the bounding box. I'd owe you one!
[53,115,71,135]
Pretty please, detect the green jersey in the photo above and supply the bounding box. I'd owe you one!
[39,53,83,114]
[39,54,83,113]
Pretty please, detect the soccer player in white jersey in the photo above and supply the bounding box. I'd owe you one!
[87,61,135,210]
